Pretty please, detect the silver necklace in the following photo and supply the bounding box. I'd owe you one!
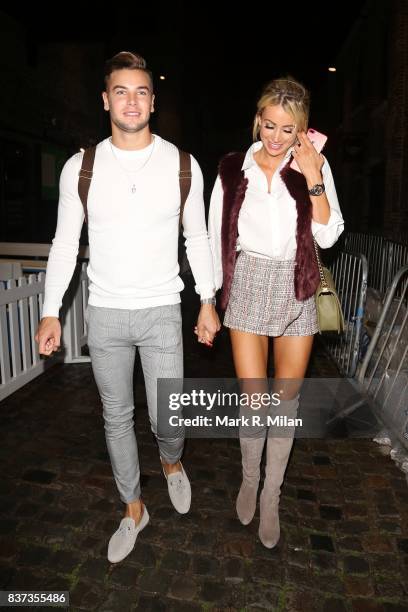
[109,136,155,194]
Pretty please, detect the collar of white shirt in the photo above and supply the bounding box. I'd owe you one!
[241,140,294,172]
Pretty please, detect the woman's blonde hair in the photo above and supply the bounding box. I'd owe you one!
[252,76,310,141]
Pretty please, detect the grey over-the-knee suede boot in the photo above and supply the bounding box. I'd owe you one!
[258,396,299,548]
[236,435,266,525]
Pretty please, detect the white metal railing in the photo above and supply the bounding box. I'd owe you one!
[61,263,90,363]
[0,242,89,259]
[0,263,90,402]
[0,273,51,400]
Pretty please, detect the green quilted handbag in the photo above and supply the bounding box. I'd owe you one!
[313,240,345,334]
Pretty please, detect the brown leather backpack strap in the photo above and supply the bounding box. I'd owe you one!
[78,146,96,224]
[178,149,192,231]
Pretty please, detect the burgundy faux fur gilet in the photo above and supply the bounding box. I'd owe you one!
[218,152,319,311]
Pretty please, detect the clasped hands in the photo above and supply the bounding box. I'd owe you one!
[194,304,221,348]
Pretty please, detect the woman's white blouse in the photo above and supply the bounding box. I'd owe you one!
[208,141,344,291]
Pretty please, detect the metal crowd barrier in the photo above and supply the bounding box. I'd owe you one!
[321,251,368,378]
[328,265,408,450]
[0,263,90,402]
[344,233,386,291]
[344,233,408,294]
[385,242,408,298]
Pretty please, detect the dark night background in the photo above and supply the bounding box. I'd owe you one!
[0,0,406,244]
[2,5,408,607]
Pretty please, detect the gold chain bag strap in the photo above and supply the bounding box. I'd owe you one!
[313,239,344,334]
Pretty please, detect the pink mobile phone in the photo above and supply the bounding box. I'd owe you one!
[290,128,328,172]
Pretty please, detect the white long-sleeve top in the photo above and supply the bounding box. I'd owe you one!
[208,141,344,290]
[42,135,216,317]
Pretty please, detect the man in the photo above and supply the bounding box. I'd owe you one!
[35,51,220,563]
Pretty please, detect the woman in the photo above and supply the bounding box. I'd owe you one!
[208,77,344,548]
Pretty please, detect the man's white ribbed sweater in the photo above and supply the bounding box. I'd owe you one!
[42,135,215,317]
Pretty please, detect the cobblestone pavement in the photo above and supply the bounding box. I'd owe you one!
[0,282,407,611]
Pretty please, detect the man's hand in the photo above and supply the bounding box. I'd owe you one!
[194,305,221,347]
[35,317,61,356]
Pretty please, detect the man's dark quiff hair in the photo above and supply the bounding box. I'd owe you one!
[104,51,154,91]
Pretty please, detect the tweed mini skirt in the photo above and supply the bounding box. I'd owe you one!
[223,251,318,337]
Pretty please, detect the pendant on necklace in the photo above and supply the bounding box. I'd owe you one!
[131,185,136,194]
